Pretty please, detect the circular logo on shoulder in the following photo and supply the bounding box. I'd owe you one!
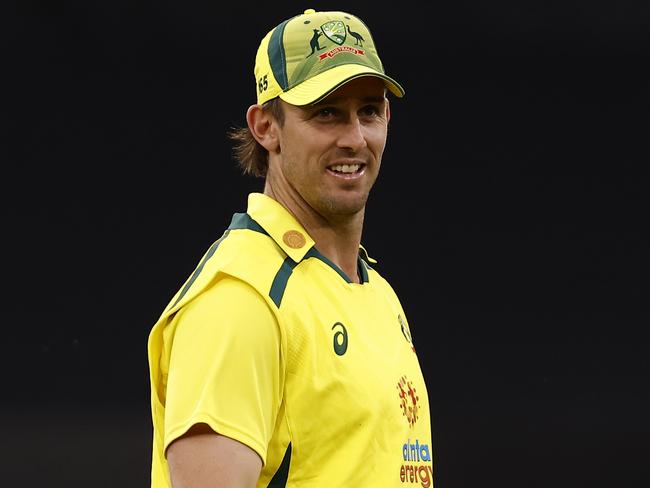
[283,230,306,249]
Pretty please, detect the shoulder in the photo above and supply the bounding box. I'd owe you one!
[181,275,273,323]
[165,226,288,317]
[171,274,279,346]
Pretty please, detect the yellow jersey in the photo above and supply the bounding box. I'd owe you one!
[147,193,433,487]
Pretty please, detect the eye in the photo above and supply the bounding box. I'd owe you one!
[314,107,338,119]
[359,104,381,117]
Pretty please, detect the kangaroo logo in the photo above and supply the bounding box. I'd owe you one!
[305,19,366,61]
[306,29,325,58]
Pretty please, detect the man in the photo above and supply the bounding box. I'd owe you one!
[147,8,434,487]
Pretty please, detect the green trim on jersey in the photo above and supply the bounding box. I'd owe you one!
[224,209,370,306]
[170,230,230,309]
[267,443,291,487]
[229,212,268,234]
[270,257,299,307]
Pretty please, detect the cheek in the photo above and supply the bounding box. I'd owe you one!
[279,145,311,185]
[280,126,314,158]
[283,133,325,169]
[364,124,388,150]
[368,134,388,163]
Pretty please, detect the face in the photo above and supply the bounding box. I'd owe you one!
[269,76,390,221]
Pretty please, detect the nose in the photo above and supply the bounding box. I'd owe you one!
[336,116,367,152]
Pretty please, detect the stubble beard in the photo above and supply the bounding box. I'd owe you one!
[315,187,371,224]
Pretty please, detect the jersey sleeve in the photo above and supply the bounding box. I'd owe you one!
[162,275,283,465]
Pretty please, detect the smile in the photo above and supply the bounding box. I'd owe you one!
[328,163,365,174]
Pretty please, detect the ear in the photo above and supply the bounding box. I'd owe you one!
[246,104,280,152]
[385,97,391,124]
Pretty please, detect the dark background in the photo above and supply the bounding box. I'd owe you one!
[3,1,649,486]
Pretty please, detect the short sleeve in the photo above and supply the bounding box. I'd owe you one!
[162,275,283,464]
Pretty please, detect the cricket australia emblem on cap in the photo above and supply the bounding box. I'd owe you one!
[321,20,346,45]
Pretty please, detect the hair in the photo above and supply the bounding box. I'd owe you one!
[227,97,285,178]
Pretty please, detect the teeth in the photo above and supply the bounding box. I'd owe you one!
[331,164,360,173]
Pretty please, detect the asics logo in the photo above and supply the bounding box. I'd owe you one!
[332,322,348,355]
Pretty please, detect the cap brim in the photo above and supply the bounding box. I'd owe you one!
[279,64,405,106]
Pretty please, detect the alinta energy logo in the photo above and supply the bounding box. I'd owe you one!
[400,438,434,487]
[397,375,419,427]
[396,370,432,486]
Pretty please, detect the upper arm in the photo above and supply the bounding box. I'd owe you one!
[167,423,262,488]
[163,276,283,475]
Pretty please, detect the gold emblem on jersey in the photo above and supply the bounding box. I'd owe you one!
[283,230,306,249]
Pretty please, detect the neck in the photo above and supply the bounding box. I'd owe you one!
[264,184,365,284]
[304,214,365,284]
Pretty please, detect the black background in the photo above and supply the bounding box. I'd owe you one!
[4,1,649,487]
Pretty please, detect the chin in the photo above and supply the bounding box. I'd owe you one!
[321,193,368,217]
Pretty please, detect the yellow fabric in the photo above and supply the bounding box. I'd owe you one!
[254,27,282,105]
[148,193,433,487]
[279,64,404,106]
[163,277,282,460]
